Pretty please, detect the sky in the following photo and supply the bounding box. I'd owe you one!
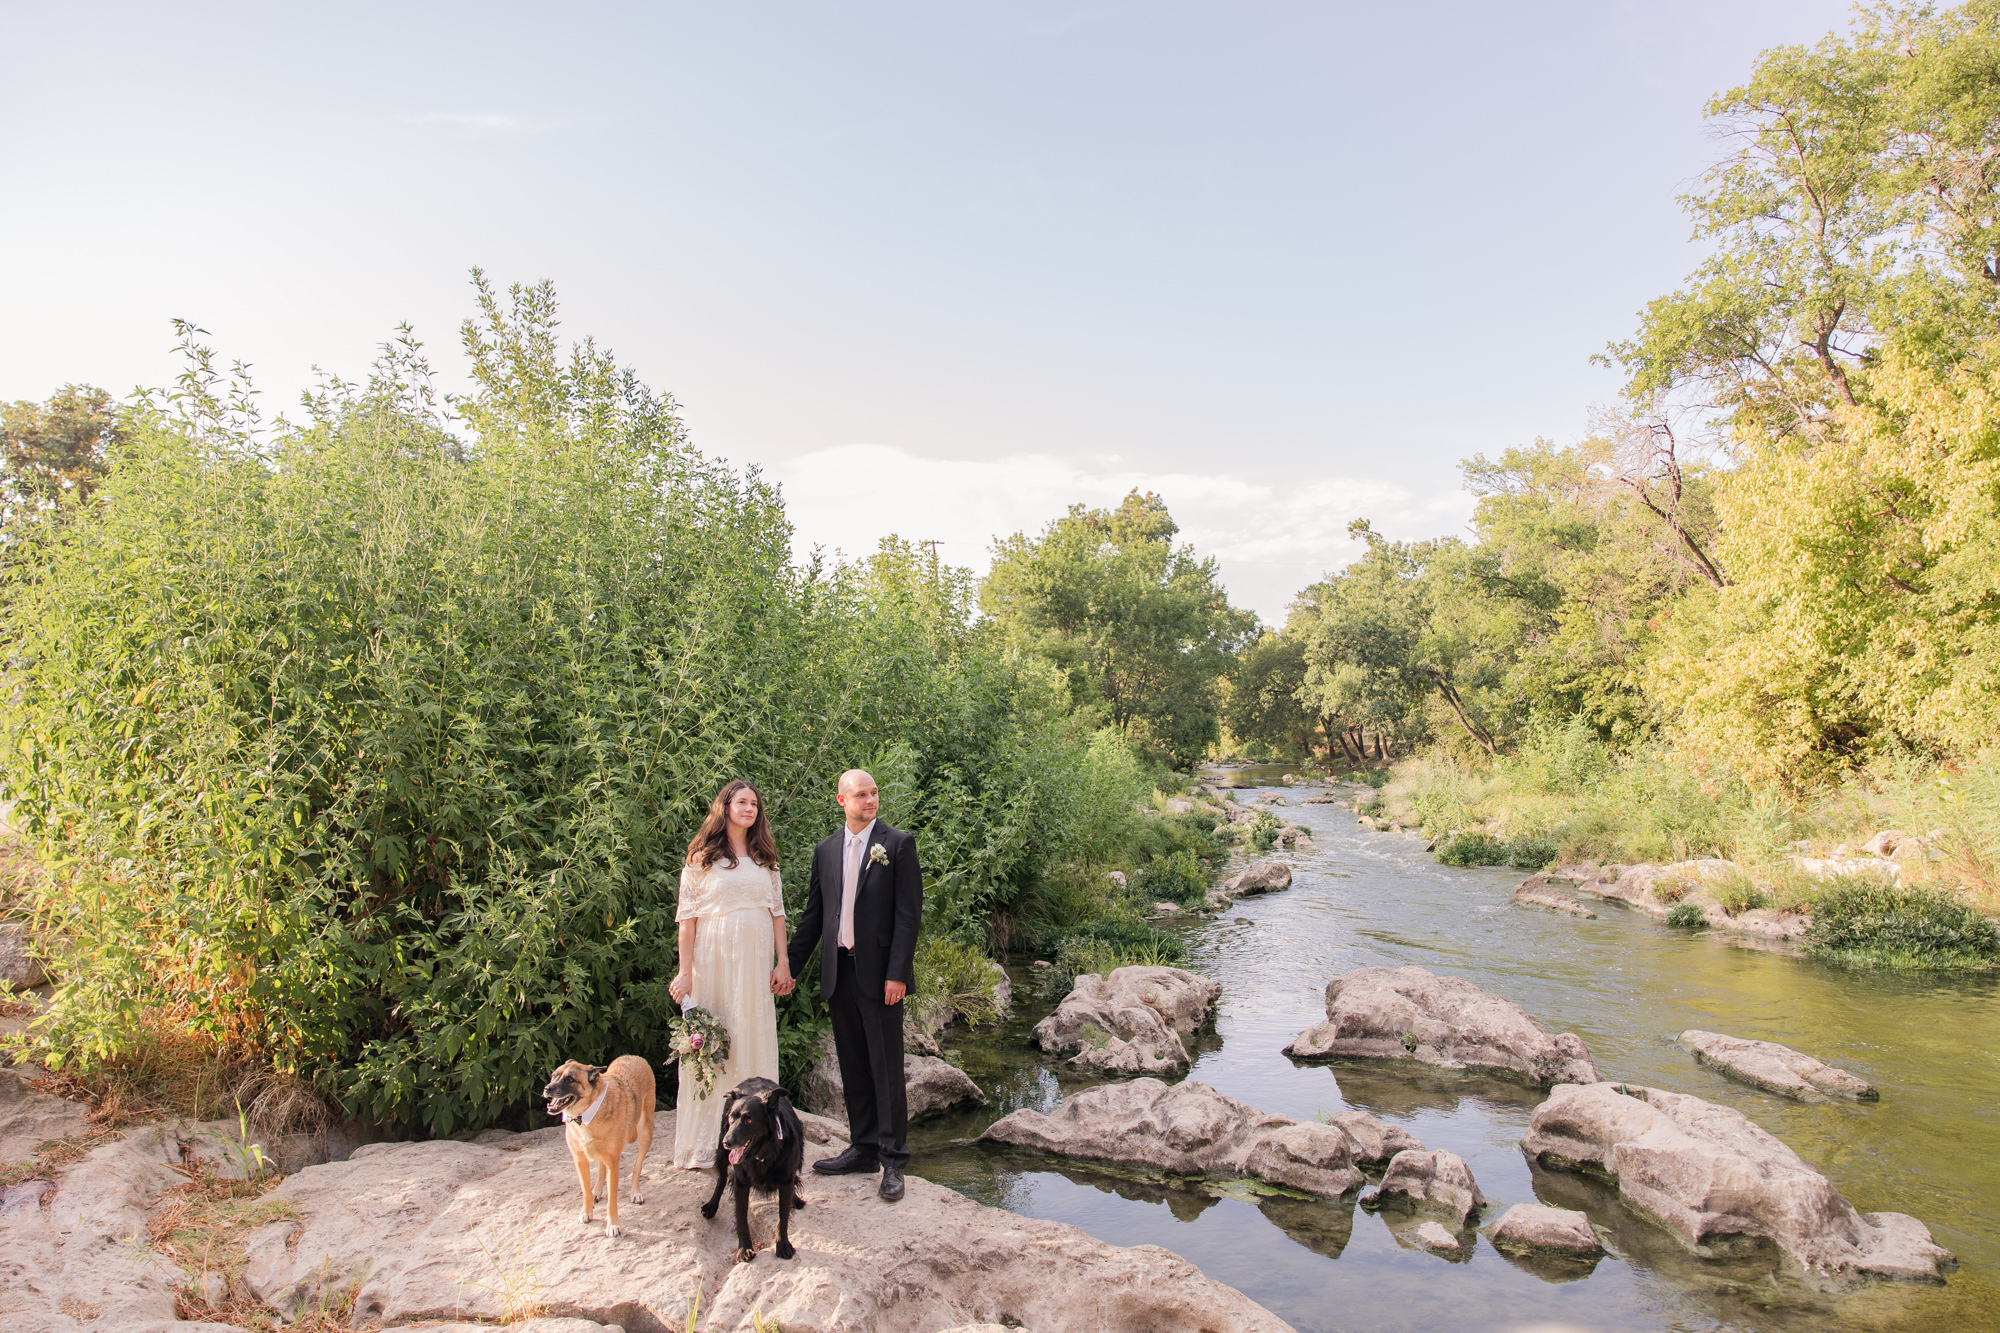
[2,1,1856,622]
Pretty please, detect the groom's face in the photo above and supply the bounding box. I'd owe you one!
[837,776,879,827]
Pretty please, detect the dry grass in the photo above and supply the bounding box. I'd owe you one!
[29,1022,331,1145]
[31,1123,125,1169]
[147,1163,349,1332]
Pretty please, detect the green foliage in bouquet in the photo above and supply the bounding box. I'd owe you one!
[668,1007,732,1099]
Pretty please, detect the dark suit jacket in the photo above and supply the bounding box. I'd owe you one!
[787,820,923,1001]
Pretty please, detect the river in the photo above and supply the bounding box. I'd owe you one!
[906,772,2000,1333]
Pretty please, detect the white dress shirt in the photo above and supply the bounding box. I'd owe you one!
[839,819,876,951]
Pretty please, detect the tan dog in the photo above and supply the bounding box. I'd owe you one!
[542,1055,655,1237]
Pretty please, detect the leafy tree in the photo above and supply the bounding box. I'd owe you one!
[981,490,1254,767]
[1225,632,1317,760]
[2,384,122,530]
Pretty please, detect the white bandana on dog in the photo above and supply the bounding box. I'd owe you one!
[564,1085,609,1126]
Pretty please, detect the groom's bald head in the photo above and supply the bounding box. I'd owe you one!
[836,769,880,830]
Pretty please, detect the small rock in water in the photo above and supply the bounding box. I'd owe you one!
[1359,1148,1487,1225]
[1413,1221,1460,1252]
[1489,1202,1604,1258]
[1151,901,1183,916]
[1679,1030,1878,1101]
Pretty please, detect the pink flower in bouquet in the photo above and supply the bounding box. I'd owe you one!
[689,1032,704,1050]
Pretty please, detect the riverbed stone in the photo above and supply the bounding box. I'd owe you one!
[1032,966,1220,1074]
[1522,1081,1952,1283]
[233,1108,1292,1333]
[1317,1109,1424,1164]
[1411,1220,1460,1252]
[1679,1031,1878,1101]
[1282,965,1600,1086]
[1489,1203,1604,1257]
[1358,1148,1486,1224]
[981,1078,1364,1198]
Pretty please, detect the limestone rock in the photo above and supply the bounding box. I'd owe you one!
[981,1078,1362,1198]
[1513,875,1597,918]
[1032,966,1220,1074]
[1358,1148,1486,1225]
[1489,1203,1604,1257]
[241,1109,1293,1333]
[1679,1030,1877,1101]
[801,1032,982,1121]
[1283,966,1600,1086]
[0,921,44,988]
[1151,901,1184,916]
[1317,1109,1424,1164]
[1222,861,1293,896]
[0,1069,89,1162]
[1107,870,1128,889]
[0,1117,270,1331]
[1523,1082,1952,1282]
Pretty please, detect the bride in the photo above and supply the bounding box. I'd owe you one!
[668,779,795,1168]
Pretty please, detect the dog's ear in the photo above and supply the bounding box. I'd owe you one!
[588,1065,607,1079]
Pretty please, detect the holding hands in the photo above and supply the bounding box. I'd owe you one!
[771,962,795,996]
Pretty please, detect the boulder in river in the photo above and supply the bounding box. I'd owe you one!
[1033,965,1220,1074]
[224,1110,1296,1333]
[1223,861,1293,896]
[981,1077,1364,1198]
[1317,1109,1424,1164]
[1358,1148,1487,1225]
[1488,1203,1605,1258]
[1679,1030,1878,1101]
[1283,965,1600,1086]
[1522,1081,1953,1283]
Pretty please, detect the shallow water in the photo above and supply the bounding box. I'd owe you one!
[908,778,2000,1333]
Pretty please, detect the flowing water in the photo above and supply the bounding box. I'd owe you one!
[907,771,2000,1333]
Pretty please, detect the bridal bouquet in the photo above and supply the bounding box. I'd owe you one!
[667,1005,731,1097]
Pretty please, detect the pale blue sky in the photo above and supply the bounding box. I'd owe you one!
[2,1,1851,619]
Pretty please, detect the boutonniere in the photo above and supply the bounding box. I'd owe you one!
[869,844,890,868]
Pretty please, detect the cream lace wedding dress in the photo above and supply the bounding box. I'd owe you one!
[670,857,785,1168]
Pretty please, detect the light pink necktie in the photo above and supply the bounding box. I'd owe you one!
[838,833,861,950]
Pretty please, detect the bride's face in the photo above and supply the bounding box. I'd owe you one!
[727,788,760,831]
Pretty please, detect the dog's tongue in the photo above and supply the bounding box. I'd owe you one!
[728,1147,746,1165]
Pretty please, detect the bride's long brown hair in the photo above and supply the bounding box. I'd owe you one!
[686,779,780,870]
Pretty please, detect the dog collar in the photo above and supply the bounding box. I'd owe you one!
[564,1086,609,1126]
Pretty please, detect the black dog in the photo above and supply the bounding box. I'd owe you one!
[700,1076,807,1263]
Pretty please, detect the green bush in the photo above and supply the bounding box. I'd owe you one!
[1136,849,1210,905]
[1665,903,1707,929]
[1710,870,1768,916]
[1,283,1156,1134]
[1436,832,1508,866]
[1804,882,2000,970]
[1037,924,1187,996]
[1506,836,1558,870]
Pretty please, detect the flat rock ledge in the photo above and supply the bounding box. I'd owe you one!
[1283,965,1600,1087]
[1488,1203,1604,1258]
[1513,874,1596,918]
[1679,1030,1878,1102]
[1557,863,1807,941]
[1032,965,1220,1074]
[981,1078,1399,1197]
[234,1110,1294,1333]
[1523,1082,1952,1284]
[1357,1148,1486,1226]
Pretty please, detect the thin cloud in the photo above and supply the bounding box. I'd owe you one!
[767,444,1472,625]
[401,112,546,133]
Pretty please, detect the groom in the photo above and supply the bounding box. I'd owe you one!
[787,768,923,1201]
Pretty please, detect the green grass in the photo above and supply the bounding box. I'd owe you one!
[1135,848,1211,906]
[1665,902,1707,929]
[1434,831,1556,870]
[1803,882,2000,970]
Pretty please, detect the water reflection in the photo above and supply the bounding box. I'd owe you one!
[907,780,2000,1332]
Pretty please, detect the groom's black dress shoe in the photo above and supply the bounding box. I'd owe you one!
[878,1165,905,1202]
[812,1147,879,1175]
